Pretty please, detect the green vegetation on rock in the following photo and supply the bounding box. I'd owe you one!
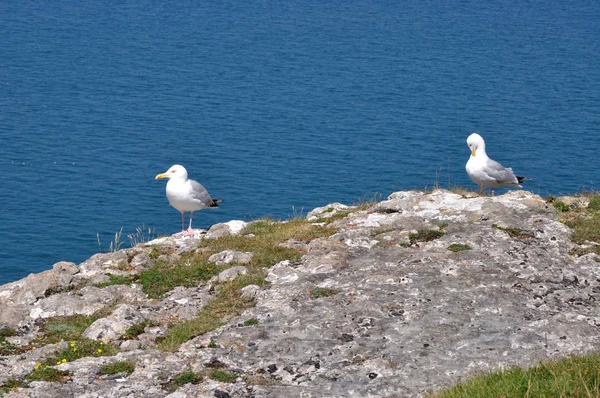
[100,360,135,376]
[156,217,338,351]
[447,244,471,252]
[431,353,600,398]
[409,229,445,244]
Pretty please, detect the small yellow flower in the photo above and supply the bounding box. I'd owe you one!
[70,342,76,347]
[62,358,67,363]
[100,342,104,345]
[56,361,61,365]
[97,349,103,354]
[34,362,41,370]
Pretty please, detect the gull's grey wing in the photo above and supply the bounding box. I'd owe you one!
[484,159,520,185]
[189,179,215,207]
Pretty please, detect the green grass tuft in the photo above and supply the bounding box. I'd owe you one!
[96,274,136,288]
[99,360,135,376]
[430,353,600,398]
[137,255,222,299]
[27,367,69,382]
[210,369,237,383]
[32,309,113,345]
[0,338,17,356]
[164,371,202,392]
[589,195,600,211]
[567,213,600,246]
[156,274,261,351]
[0,378,28,394]
[121,321,151,340]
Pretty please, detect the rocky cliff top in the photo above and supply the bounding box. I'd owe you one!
[1,190,599,398]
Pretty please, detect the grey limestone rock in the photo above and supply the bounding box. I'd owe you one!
[206,220,248,239]
[1,190,599,398]
[240,284,261,300]
[0,261,78,306]
[307,202,351,220]
[83,304,146,342]
[29,284,145,320]
[209,250,253,265]
[217,266,248,282]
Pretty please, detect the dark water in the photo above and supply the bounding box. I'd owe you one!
[1,0,599,285]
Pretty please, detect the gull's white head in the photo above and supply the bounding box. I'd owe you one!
[466,133,485,157]
[155,164,188,180]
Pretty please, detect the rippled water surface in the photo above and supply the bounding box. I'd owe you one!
[1,0,599,284]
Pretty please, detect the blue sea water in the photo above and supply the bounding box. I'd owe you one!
[1,0,599,285]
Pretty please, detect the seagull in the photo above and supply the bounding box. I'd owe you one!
[465,133,528,195]
[155,165,222,236]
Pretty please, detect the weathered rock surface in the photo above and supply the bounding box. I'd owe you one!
[1,190,599,397]
[209,250,253,266]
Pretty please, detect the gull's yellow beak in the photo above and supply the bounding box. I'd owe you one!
[471,149,476,157]
[155,173,168,180]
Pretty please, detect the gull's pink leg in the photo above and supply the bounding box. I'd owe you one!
[182,211,195,236]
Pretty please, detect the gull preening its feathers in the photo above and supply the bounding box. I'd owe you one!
[465,133,528,195]
[155,164,222,236]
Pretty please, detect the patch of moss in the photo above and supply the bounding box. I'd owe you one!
[243,318,259,326]
[447,244,471,252]
[308,287,340,298]
[408,229,444,244]
[491,224,535,239]
[0,327,17,338]
[164,371,202,392]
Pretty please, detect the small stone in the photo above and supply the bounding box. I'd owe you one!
[214,390,230,398]
[340,333,354,342]
[265,261,298,284]
[120,340,141,351]
[217,266,248,282]
[307,203,350,220]
[207,220,248,238]
[209,250,253,265]
[241,284,260,299]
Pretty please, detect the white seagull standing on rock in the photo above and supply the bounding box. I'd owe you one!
[465,133,528,195]
[156,164,222,236]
